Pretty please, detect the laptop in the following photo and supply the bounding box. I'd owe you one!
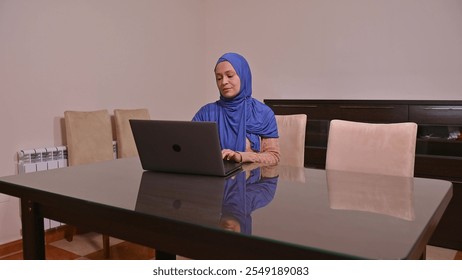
[130,119,242,176]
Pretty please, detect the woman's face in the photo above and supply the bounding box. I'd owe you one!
[215,61,241,99]
[219,216,241,232]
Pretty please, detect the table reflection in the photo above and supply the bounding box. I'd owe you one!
[220,164,278,234]
[135,164,279,233]
[326,170,415,221]
[275,164,306,183]
[135,171,226,227]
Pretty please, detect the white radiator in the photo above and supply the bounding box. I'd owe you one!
[18,146,68,174]
[17,141,117,230]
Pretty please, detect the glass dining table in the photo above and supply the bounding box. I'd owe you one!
[0,157,453,259]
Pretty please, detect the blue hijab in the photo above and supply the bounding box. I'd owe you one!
[192,53,278,152]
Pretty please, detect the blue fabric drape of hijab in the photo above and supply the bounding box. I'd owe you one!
[192,53,278,152]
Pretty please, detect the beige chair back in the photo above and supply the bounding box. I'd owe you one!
[114,108,150,158]
[64,110,114,166]
[326,120,417,177]
[275,114,307,167]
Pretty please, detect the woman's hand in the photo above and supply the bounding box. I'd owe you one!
[222,149,242,163]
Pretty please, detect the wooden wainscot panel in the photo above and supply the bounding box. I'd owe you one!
[409,105,462,125]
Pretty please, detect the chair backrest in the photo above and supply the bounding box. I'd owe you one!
[275,114,307,167]
[325,119,418,177]
[64,110,114,166]
[114,108,150,158]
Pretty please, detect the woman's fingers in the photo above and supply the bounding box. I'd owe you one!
[222,149,235,161]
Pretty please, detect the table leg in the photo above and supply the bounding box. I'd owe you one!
[20,199,45,260]
[420,246,427,260]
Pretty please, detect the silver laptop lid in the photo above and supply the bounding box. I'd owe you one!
[130,119,242,176]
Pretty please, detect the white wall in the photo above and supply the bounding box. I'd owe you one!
[0,0,206,244]
[1,0,462,245]
[204,0,462,102]
[0,0,207,176]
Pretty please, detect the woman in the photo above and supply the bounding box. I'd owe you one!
[193,52,280,164]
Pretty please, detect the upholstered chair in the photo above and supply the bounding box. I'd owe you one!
[275,114,307,167]
[64,109,115,258]
[114,108,150,158]
[326,119,418,177]
[64,110,114,166]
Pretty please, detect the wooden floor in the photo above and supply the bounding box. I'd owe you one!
[1,226,461,260]
[0,226,156,260]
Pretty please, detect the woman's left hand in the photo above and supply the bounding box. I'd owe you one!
[222,149,242,163]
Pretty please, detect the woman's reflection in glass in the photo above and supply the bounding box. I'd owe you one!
[220,165,278,234]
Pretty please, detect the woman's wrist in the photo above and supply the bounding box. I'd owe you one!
[236,152,243,163]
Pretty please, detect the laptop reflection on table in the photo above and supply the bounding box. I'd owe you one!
[135,171,228,227]
[135,165,279,233]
